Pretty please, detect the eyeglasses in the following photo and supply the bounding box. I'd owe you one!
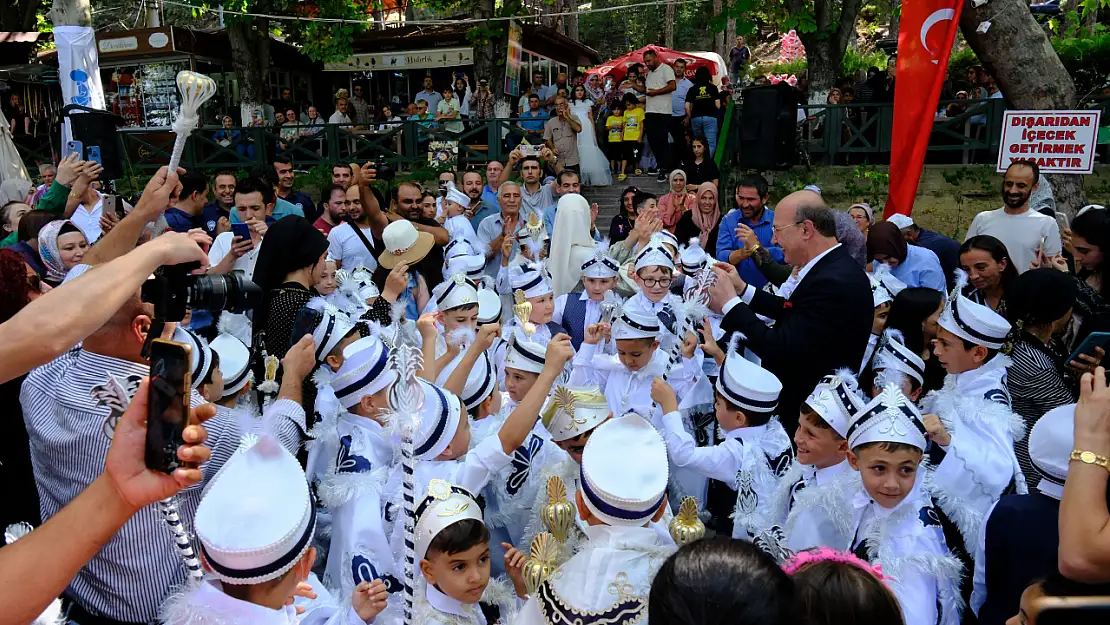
[771,221,805,234]
[642,277,672,288]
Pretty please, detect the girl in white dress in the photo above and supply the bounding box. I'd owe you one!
[570,85,612,187]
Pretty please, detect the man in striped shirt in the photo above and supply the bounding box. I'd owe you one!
[21,296,314,624]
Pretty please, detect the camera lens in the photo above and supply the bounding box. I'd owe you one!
[186,273,263,313]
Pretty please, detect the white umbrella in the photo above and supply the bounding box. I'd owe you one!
[0,106,32,189]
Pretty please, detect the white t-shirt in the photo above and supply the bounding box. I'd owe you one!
[645,64,676,115]
[208,231,262,279]
[327,222,380,272]
[70,193,104,244]
[964,207,1062,274]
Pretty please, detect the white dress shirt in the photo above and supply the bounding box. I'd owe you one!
[70,191,104,243]
[723,243,843,316]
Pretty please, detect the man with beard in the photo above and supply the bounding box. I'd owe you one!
[461,169,497,226]
[714,174,784,289]
[206,171,237,235]
[313,184,348,235]
[965,160,1062,274]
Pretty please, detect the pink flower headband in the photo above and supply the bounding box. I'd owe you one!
[781,547,889,582]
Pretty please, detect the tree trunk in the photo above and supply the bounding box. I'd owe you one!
[566,5,579,41]
[227,19,271,125]
[959,0,1086,215]
[472,0,507,101]
[889,0,901,39]
[786,0,864,103]
[3,0,42,31]
[713,0,725,58]
[665,0,675,48]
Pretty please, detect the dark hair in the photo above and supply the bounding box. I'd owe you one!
[790,559,905,625]
[649,537,795,625]
[797,203,838,238]
[852,440,923,455]
[622,92,640,106]
[1007,159,1041,181]
[212,170,237,183]
[960,235,1018,291]
[1071,206,1110,295]
[252,161,280,188]
[632,191,657,212]
[17,209,54,242]
[694,66,712,84]
[202,350,220,387]
[179,172,209,200]
[0,248,32,322]
[273,154,294,168]
[556,169,579,186]
[714,390,772,426]
[519,155,542,169]
[235,177,276,206]
[736,174,769,198]
[58,221,82,237]
[528,93,541,101]
[426,518,490,557]
[886,287,944,356]
[1005,267,1078,328]
[332,163,353,174]
[324,184,347,203]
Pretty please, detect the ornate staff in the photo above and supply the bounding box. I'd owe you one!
[386,315,425,625]
[661,265,717,381]
[668,496,706,547]
[167,71,217,172]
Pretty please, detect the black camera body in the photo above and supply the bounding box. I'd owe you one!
[372,160,396,182]
[142,262,263,322]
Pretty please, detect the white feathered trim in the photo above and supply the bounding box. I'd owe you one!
[923,467,986,553]
[317,466,391,510]
[312,363,336,391]
[31,599,63,625]
[216,312,253,347]
[446,326,476,349]
[782,464,860,546]
[158,580,219,625]
[951,268,970,301]
[832,367,862,392]
[730,418,793,537]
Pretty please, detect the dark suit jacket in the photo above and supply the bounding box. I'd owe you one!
[720,244,872,431]
[978,493,1059,625]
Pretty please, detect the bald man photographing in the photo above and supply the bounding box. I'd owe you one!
[706,190,873,430]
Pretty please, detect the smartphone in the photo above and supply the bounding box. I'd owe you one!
[87,145,102,166]
[102,194,125,219]
[1055,211,1070,233]
[145,339,193,474]
[1067,331,1110,364]
[289,307,322,354]
[231,222,252,242]
[66,140,83,158]
[1031,595,1110,624]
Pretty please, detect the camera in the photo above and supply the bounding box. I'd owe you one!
[371,159,396,182]
[141,262,263,323]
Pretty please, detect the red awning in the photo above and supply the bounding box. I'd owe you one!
[585,45,720,83]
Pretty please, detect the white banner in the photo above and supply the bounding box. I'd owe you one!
[997,110,1101,174]
[55,25,106,155]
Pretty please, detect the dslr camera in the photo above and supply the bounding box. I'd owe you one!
[141,261,262,323]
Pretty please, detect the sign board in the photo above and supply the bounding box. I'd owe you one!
[505,19,523,96]
[997,110,1101,174]
[325,47,473,71]
[99,36,138,53]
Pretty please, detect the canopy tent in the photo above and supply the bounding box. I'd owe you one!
[586,45,727,86]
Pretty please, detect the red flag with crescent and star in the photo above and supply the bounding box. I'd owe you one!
[884,0,964,217]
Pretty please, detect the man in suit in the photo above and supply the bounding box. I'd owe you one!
[706,190,872,431]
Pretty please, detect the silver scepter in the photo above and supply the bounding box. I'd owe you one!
[167,71,217,172]
[661,264,717,381]
[386,315,424,625]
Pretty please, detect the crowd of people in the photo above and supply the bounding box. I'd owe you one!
[4,147,1110,625]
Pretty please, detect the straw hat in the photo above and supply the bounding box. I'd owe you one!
[378,220,435,269]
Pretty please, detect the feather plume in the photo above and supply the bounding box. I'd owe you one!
[831,367,861,392]
[951,268,969,300]
[216,312,252,347]
[726,331,744,357]
[446,326,476,349]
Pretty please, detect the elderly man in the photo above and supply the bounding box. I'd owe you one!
[707,190,872,430]
[477,181,527,276]
[544,95,582,173]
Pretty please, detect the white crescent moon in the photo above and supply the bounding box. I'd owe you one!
[920,9,956,63]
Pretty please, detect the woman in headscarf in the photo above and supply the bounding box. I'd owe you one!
[848,202,874,236]
[674,182,722,253]
[37,219,88,286]
[548,193,598,298]
[867,220,946,292]
[657,170,696,232]
[251,215,331,359]
[1004,267,1084,480]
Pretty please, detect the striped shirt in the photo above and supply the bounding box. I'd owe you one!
[21,349,307,622]
[1005,335,1076,480]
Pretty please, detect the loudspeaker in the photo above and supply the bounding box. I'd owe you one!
[738,84,797,171]
[63,105,126,180]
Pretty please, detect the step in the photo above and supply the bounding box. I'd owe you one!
[580,174,672,226]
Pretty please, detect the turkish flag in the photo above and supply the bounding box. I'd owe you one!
[884,0,964,217]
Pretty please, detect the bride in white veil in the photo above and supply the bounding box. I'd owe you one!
[548,193,598,298]
[569,85,612,187]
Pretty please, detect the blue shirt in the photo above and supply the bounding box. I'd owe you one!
[672,78,694,116]
[230,197,304,224]
[519,110,548,133]
[164,205,225,239]
[915,228,961,288]
[872,244,947,292]
[715,207,784,289]
[543,202,602,242]
[470,199,500,230]
[481,184,499,208]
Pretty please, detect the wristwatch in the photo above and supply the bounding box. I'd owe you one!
[1071,449,1110,473]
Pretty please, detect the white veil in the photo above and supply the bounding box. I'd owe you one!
[548,193,597,298]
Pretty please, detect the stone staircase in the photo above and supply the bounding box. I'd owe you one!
[581,173,671,229]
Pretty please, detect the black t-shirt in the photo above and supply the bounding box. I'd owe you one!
[685,83,720,119]
[686,158,720,186]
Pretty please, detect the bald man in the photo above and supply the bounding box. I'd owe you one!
[706,190,873,430]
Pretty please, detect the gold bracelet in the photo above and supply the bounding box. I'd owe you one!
[1071,449,1110,473]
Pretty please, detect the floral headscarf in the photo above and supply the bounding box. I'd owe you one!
[38,219,78,282]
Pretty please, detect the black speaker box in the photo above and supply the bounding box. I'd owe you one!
[63,105,126,180]
[739,83,797,170]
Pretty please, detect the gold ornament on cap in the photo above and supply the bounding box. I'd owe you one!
[524,213,546,240]
[513,289,536,336]
[541,476,575,542]
[522,532,559,596]
[668,496,706,547]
